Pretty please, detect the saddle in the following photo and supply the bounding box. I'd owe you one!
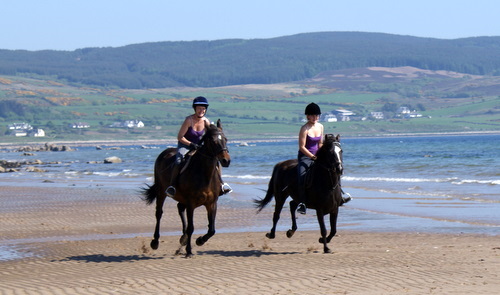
[177,149,197,175]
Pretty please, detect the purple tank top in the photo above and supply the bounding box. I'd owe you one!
[305,135,321,155]
[184,126,204,144]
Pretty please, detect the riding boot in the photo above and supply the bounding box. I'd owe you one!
[221,182,233,195]
[217,163,233,195]
[297,178,307,215]
[166,163,180,197]
[340,187,353,206]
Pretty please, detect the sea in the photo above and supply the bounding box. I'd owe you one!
[1,134,499,239]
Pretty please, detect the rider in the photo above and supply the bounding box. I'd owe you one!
[165,96,232,198]
[296,103,352,215]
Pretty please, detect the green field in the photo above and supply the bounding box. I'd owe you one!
[1,75,499,143]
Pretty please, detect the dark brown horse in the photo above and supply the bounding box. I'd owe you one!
[254,134,343,253]
[142,119,231,257]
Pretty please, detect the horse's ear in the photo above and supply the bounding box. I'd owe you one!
[217,119,222,129]
[336,134,341,142]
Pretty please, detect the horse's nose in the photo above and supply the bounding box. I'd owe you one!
[220,159,230,167]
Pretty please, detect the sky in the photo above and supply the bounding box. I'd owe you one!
[2,0,499,51]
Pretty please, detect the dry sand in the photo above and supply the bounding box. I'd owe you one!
[1,186,499,294]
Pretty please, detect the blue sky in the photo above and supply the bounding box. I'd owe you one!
[2,0,499,51]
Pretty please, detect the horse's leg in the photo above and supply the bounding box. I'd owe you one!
[196,203,217,246]
[184,206,195,258]
[266,195,286,239]
[177,203,188,246]
[316,210,331,253]
[151,195,166,250]
[286,199,299,238]
[326,207,339,243]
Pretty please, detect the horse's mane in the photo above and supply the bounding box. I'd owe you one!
[315,134,338,159]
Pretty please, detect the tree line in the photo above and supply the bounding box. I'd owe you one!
[1,32,499,89]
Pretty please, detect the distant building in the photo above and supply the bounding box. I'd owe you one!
[8,122,33,130]
[397,107,411,114]
[323,114,338,122]
[125,120,144,128]
[12,130,28,137]
[404,111,423,118]
[370,112,385,120]
[70,122,90,129]
[29,128,45,137]
[334,109,355,122]
[109,120,144,128]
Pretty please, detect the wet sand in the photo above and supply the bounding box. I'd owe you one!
[0,186,499,294]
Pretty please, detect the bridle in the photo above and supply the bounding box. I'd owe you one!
[198,128,228,159]
[314,140,343,190]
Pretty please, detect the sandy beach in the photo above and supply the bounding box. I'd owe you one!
[1,186,499,295]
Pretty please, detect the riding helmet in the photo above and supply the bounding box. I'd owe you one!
[305,102,321,115]
[192,96,209,109]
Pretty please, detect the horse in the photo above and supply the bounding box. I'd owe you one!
[254,134,343,253]
[142,119,231,257]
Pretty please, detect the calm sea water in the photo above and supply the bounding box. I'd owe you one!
[1,134,499,237]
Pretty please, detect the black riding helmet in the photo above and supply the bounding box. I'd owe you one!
[305,102,321,115]
[192,96,209,110]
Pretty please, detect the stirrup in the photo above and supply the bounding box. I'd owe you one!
[221,183,233,194]
[342,192,352,204]
[297,203,306,215]
[166,186,176,197]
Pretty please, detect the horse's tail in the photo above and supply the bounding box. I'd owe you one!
[253,165,278,213]
[141,183,158,205]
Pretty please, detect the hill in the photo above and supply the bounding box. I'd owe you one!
[1,32,500,89]
[1,66,499,142]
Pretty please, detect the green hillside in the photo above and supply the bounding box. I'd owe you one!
[1,32,500,89]
[1,66,499,143]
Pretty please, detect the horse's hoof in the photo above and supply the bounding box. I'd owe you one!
[324,248,332,254]
[265,233,275,239]
[286,229,295,238]
[196,236,205,246]
[184,253,193,258]
[179,235,188,246]
[150,240,159,250]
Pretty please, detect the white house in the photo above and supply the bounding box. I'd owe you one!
[323,114,338,122]
[370,112,385,120]
[405,111,423,118]
[29,128,45,137]
[8,122,33,130]
[70,122,90,129]
[125,120,144,128]
[333,109,355,122]
[397,107,411,114]
[110,120,145,128]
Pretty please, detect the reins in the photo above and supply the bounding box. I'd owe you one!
[311,141,342,191]
[195,129,227,160]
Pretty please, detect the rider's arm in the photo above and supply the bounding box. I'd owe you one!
[177,117,192,146]
[318,124,324,149]
[298,125,316,160]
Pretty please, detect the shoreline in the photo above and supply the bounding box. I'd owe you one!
[1,130,499,149]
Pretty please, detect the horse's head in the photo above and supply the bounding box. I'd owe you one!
[317,134,343,174]
[201,119,231,167]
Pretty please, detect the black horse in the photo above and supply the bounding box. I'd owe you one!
[142,119,231,257]
[254,134,343,253]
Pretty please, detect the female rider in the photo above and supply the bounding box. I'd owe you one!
[166,96,232,197]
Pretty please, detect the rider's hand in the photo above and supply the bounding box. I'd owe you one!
[189,143,200,150]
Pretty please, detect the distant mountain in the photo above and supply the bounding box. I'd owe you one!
[1,32,499,89]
